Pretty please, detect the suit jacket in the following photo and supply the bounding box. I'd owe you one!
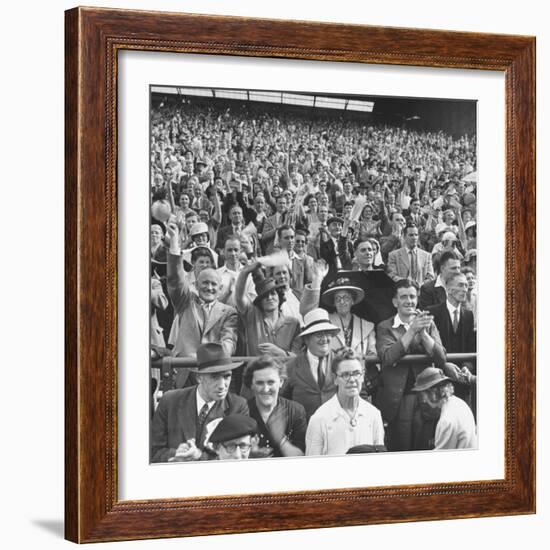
[418,279,447,310]
[387,246,434,286]
[281,351,337,420]
[319,235,354,275]
[427,302,476,354]
[290,253,315,298]
[150,387,249,462]
[261,212,288,254]
[167,253,238,384]
[375,316,446,424]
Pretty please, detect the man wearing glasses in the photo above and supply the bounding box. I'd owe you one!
[208,414,258,460]
[305,348,385,456]
[282,309,341,420]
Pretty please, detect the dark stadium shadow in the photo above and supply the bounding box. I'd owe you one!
[32,519,64,538]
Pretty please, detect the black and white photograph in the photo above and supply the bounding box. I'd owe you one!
[149,85,478,462]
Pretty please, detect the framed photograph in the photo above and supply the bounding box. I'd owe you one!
[65,7,535,543]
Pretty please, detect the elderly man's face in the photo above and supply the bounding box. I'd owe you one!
[305,331,332,358]
[197,268,219,303]
[447,274,468,305]
[197,371,231,402]
[215,435,252,460]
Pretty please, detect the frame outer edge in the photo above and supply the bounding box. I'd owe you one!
[64,6,80,544]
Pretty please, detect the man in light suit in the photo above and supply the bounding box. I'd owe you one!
[281,309,341,420]
[376,279,446,452]
[150,343,248,463]
[387,223,434,286]
[166,222,238,388]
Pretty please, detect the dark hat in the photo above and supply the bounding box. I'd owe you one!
[190,343,242,374]
[253,277,284,306]
[327,216,344,226]
[322,277,365,307]
[209,414,257,443]
[411,367,451,392]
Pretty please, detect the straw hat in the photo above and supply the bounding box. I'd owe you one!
[299,308,340,338]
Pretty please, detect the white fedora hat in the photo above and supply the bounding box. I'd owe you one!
[299,308,340,338]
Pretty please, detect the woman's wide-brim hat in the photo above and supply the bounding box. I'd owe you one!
[189,342,243,373]
[253,277,284,306]
[299,308,340,338]
[411,367,451,392]
[321,276,365,307]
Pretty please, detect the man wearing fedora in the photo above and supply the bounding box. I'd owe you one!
[234,261,302,358]
[282,308,341,420]
[411,367,477,450]
[319,216,354,276]
[376,279,446,452]
[150,343,249,463]
[166,223,238,387]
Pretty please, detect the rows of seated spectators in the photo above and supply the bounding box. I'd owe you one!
[149,97,478,460]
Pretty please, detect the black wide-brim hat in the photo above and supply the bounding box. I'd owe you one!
[322,277,365,307]
[252,277,285,306]
[189,343,243,374]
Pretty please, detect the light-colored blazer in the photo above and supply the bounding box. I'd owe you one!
[387,246,434,286]
[328,313,376,357]
[167,253,238,386]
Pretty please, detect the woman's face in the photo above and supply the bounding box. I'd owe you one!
[334,290,353,315]
[251,367,283,409]
[355,241,375,268]
[272,266,290,289]
[465,271,476,290]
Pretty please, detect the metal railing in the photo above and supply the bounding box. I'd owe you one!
[152,353,476,370]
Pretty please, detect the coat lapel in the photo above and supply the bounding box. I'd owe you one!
[177,389,198,443]
[202,301,224,336]
[295,353,320,391]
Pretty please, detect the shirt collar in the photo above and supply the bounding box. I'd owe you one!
[392,314,410,329]
[435,275,445,288]
[446,300,460,316]
[328,395,368,422]
[196,388,215,415]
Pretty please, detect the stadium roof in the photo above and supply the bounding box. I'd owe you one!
[151,86,374,113]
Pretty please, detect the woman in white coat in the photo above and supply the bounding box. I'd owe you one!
[321,277,377,358]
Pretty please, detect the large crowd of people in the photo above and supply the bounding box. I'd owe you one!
[149,95,478,461]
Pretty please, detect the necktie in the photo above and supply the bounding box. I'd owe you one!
[410,249,418,281]
[317,357,325,390]
[452,308,459,332]
[196,403,210,442]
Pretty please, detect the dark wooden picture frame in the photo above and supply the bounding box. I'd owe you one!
[65,6,536,543]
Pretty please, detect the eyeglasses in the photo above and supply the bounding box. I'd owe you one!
[313,331,332,341]
[337,370,365,381]
[334,295,353,303]
[221,442,252,453]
